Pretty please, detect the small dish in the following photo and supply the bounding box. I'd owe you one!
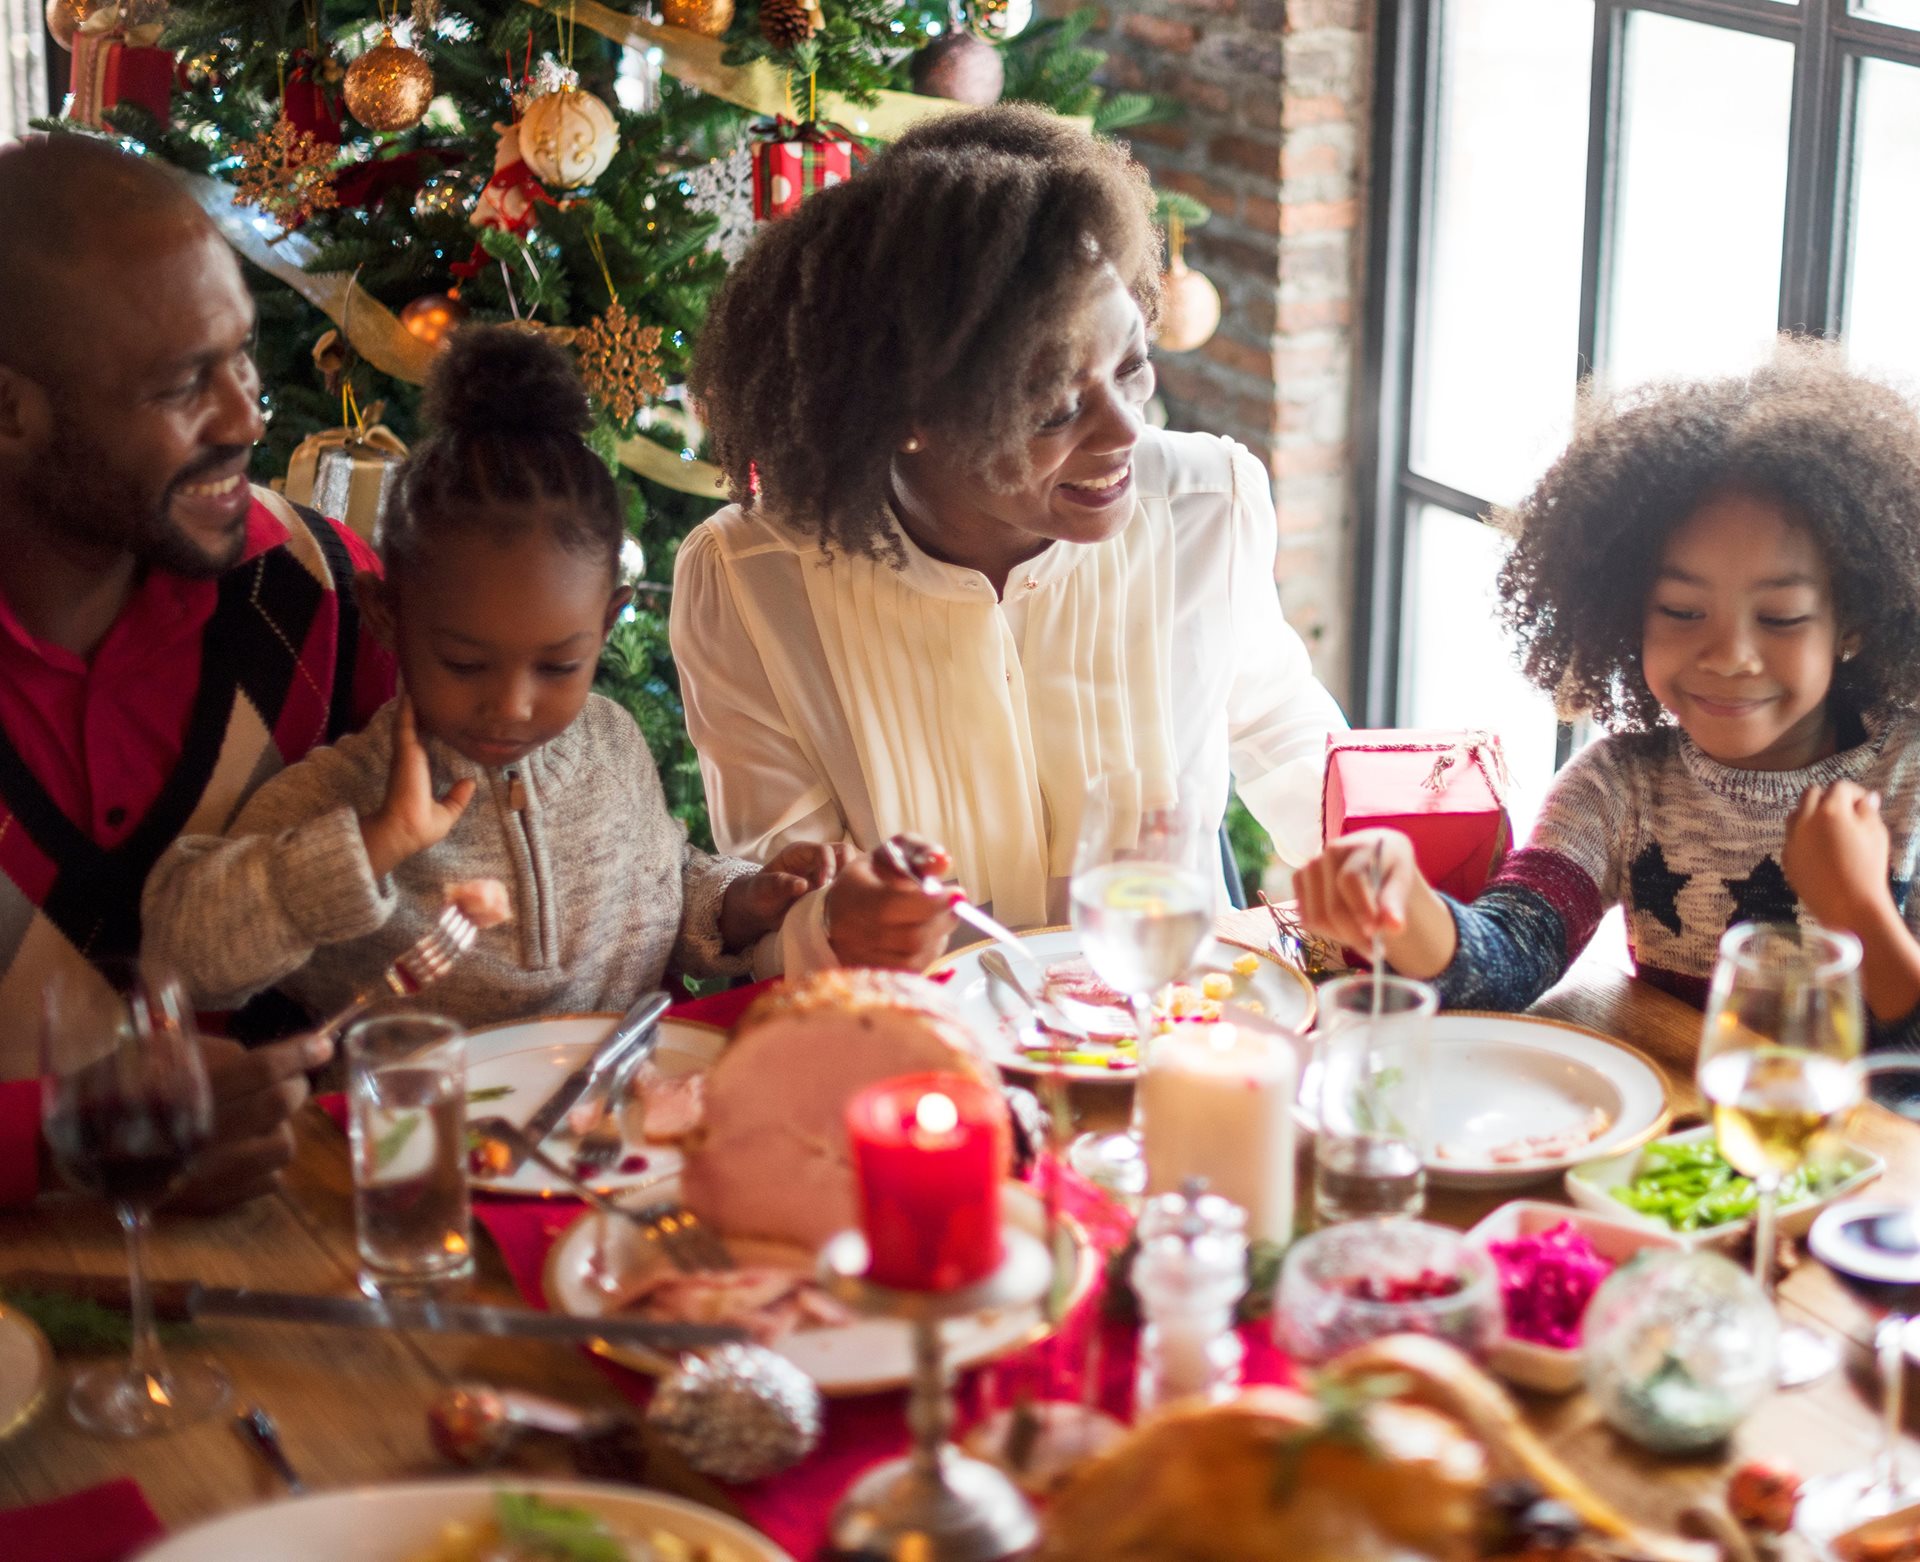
[1564,1124,1884,1250]
[1274,1220,1499,1365]
[1466,1201,1682,1393]
[0,1302,52,1441]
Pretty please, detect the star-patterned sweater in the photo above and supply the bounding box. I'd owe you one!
[1432,710,1920,1052]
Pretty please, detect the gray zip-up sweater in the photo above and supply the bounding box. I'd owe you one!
[141,694,759,1024]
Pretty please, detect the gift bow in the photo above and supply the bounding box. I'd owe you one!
[749,114,862,149]
[76,4,166,45]
[1420,730,1511,802]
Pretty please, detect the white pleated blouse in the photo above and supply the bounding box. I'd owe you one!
[669,426,1348,974]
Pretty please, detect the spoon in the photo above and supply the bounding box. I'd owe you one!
[428,1383,635,1468]
[233,1406,306,1494]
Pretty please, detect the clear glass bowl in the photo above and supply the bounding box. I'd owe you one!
[1275,1220,1500,1365]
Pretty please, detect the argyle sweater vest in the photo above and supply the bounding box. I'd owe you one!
[1431,711,1920,1052]
[0,492,370,1077]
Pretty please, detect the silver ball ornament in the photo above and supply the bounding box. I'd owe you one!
[646,1344,823,1482]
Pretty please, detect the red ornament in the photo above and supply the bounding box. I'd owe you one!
[283,50,345,145]
[846,1072,1008,1291]
[1727,1460,1802,1535]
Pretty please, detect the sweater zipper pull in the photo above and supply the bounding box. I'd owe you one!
[506,770,528,811]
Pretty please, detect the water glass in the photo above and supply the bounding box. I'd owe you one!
[346,1013,473,1294]
[1312,973,1436,1226]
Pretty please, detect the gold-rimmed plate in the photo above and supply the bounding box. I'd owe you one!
[0,1302,52,1442]
[462,1013,726,1198]
[929,926,1316,1082]
[542,1180,1096,1397]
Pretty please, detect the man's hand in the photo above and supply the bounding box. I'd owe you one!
[165,1031,333,1213]
[719,841,854,950]
[823,833,960,971]
[1784,781,1895,933]
[360,697,476,880]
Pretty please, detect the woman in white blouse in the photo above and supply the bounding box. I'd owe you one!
[671,105,1347,975]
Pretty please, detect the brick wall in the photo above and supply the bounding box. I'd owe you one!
[1091,0,1373,706]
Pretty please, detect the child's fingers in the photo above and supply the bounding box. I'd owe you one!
[395,693,419,749]
[445,878,513,927]
[439,777,477,822]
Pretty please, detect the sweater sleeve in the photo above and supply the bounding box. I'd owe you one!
[141,706,402,1009]
[675,842,763,980]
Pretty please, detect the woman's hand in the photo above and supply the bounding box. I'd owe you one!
[720,841,855,950]
[361,697,476,880]
[1293,828,1457,980]
[823,833,959,971]
[1785,782,1894,932]
[164,1031,333,1212]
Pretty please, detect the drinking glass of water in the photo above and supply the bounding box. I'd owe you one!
[347,1012,473,1295]
[1066,771,1212,1196]
[41,959,230,1436]
[1312,973,1436,1226]
[1698,920,1863,1387]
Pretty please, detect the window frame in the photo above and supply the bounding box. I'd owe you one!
[1353,0,1920,738]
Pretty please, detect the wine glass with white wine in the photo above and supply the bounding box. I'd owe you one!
[1066,771,1212,1196]
[1698,920,1865,1388]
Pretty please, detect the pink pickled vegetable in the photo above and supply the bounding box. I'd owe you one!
[1486,1220,1614,1349]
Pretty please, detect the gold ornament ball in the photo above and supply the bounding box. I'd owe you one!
[663,0,734,36]
[518,86,619,191]
[1157,255,1221,353]
[343,30,435,133]
[44,0,101,50]
[910,32,1004,106]
[399,291,468,349]
[968,0,1032,42]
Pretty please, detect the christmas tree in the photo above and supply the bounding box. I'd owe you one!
[50,0,1171,849]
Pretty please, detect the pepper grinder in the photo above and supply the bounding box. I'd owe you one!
[1131,1181,1248,1416]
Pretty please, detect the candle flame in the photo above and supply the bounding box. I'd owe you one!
[914,1091,960,1134]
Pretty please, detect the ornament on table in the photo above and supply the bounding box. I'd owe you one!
[966,0,1032,40]
[282,390,407,546]
[1727,1460,1801,1535]
[647,1344,822,1482]
[66,1,174,129]
[911,31,1004,105]
[749,113,860,222]
[44,0,104,50]
[283,48,347,145]
[664,0,733,36]
[1322,730,1513,907]
[682,145,758,264]
[343,25,434,133]
[399,289,467,349]
[518,83,618,190]
[758,0,822,49]
[1157,209,1221,353]
[231,117,340,231]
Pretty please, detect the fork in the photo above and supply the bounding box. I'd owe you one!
[312,902,478,1043]
[574,1024,664,1174]
[627,1201,734,1273]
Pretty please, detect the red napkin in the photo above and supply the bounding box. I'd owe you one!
[3,1479,164,1562]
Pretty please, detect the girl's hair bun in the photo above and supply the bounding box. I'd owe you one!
[421,324,592,440]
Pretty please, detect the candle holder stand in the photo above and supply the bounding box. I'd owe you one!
[819,1228,1052,1562]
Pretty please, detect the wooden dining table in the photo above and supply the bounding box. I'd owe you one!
[4,925,1920,1559]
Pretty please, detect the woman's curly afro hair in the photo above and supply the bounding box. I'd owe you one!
[688,103,1162,559]
[1495,337,1920,731]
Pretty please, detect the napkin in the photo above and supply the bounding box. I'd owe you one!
[3,1479,164,1562]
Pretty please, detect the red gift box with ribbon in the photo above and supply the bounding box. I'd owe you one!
[750,117,859,220]
[68,6,174,130]
[1322,730,1514,902]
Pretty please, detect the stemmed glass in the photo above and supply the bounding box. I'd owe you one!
[1698,921,1865,1388]
[40,960,231,1436]
[1065,771,1211,1197]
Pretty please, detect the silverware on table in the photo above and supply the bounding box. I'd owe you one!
[497,991,671,1175]
[878,837,1038,971]
[626,1201,733,1274]
[981,948,1089,1047]
[233,1405,306,1493]
[310,902,478,1044]
[574,994,672,1173]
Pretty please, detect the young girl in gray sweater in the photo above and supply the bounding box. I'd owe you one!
[142,328,953,1025]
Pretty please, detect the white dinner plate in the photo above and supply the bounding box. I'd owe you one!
[544,1180,1093,1397]
[1300,1012,1672,1190]
[134,1477,790,1562]
[0,1304,51,1442]
[929,926,1316,1082]
[464,1014,727,1197]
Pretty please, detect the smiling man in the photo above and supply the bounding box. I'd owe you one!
[0,136,394,1205]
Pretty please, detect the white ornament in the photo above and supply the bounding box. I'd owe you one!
[683,146,758,265]
[518,86,618,190]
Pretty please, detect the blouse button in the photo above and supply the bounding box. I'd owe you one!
[1023,579,1038,591]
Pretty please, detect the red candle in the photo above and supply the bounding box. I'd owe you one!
[845,1072,1009,1291]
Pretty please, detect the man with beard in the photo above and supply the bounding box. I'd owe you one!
[0,136,394,1210]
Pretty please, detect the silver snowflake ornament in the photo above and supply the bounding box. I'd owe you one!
[683,146,759,266]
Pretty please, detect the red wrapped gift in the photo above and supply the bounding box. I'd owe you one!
[68,8,174,130]
[750,116,858,220]
[1323,730,1513,902]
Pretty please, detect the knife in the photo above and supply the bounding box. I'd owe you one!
[502,990,672,1173]
[877,837,1040,973]
[981,947,1091,1047]
[0,1270,744,1350]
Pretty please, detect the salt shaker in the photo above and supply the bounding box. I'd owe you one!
[1131,1181,1248,1415]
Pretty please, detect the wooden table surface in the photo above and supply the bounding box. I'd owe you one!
[3,936,1919,1557]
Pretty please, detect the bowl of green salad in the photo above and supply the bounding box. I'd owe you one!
[1564,1123,1883,1248]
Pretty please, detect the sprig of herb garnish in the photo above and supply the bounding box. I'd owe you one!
[1269,1372,1409,1505]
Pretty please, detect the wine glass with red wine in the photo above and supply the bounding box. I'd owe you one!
[40,960,230,1436]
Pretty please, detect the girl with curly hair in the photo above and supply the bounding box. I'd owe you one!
[671,106,1346,973]
[1296,339,1920,1045]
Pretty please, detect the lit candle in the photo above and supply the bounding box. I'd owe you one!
[1140,1021,1297,1244]
[846,1072,1009,1290]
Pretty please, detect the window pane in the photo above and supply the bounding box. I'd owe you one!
[1400,505,1563,840]
[1606,13,1794,388]
[1843,57,1920,385]
[1410,0,1593,506]
[1853,1,1920,27]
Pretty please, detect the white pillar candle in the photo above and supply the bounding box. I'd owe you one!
[1141,1021,1297,1245]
